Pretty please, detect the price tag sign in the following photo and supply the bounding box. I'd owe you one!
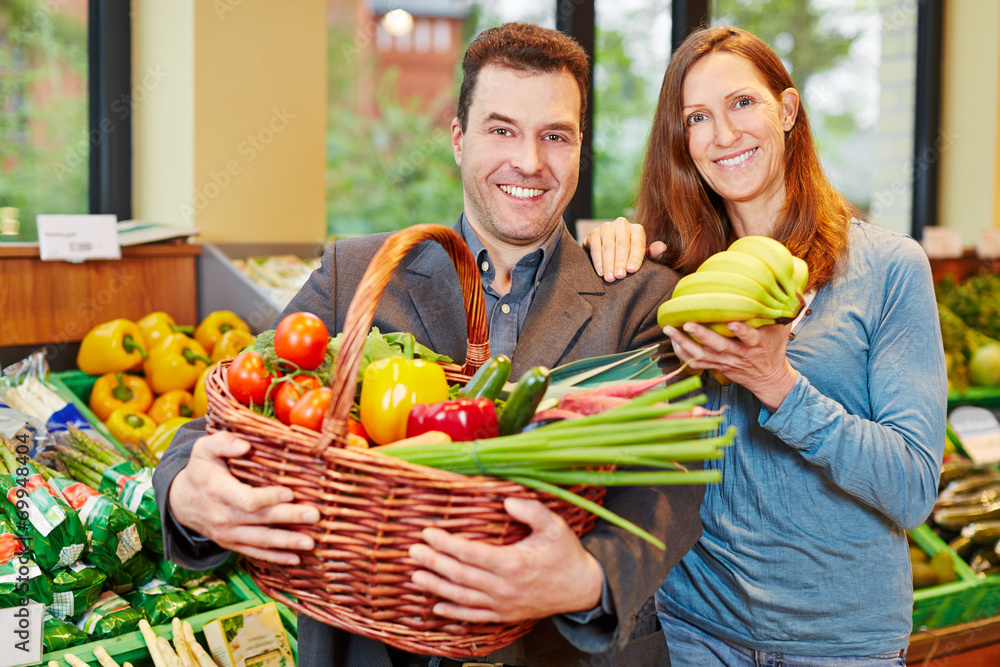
[949,406,1000,464]
[920,226,964,259]
[37,214,121,262]
[977,229,1000,259]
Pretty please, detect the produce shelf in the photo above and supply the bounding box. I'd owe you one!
[42,567,266,666]
[47,369,127,453]
[948,387,1000,411]
[911,524,982,631]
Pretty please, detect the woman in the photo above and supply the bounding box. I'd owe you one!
[589,26,946,665]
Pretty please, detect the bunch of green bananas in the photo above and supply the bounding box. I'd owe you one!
[657,236,809,336]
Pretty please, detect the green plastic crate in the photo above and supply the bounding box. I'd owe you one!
[948,386,1000,411]
[47,370,128,454]
[910,524,981,630]
[42,567,266,666]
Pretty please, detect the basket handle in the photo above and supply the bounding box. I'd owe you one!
[310,224,491,457]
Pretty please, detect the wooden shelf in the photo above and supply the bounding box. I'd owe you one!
[909,616,1000,665]
[0,241,201,347]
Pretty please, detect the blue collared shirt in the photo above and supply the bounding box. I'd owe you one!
[459,213,561,360]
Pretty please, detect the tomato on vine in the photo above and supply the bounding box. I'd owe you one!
[274,312,330,371]
[274,374,322,424]
[227,351,278,406]
[289,387,334,432]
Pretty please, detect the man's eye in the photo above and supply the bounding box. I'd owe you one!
[545,134,566,142]
[492,128,511,136]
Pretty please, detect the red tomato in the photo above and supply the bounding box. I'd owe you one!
[274,312,330,371]
[289,387,334,432]
[274,374,322,424]
[347,417,368,440]
[227,351,278,406]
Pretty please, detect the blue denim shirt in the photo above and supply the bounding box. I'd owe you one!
[459,213,560,360]
[659,221,947,656]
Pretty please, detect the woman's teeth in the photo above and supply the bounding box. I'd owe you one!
[716,148,757,167]
[500,185,544,199]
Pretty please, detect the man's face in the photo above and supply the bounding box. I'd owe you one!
[452,65,582,246]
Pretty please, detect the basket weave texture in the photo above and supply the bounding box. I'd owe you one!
[205,224,605,658]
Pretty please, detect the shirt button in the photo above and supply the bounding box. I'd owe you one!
[805,309,812,315]
[481,261,490,272]
[501,304,511,314]
[788,332,796,341]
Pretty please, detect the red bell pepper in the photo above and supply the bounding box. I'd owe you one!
[406,397,499,442]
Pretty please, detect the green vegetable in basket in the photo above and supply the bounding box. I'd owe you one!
[185,576,241,613]
[127,577,198,624]
[76,591,145,638]
[47,478,144,572]
[50,561,107,621]
[43,612,89,651]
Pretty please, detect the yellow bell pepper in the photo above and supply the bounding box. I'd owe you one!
[211,328,256,362]
[359,357,449,445]
[143,333,212,394]
[88,372,154,422]
[105,407,157,446]
[77,319,148,376]
[146,416,191,460]
[194,311,251,353]
[148,389,195,424]
[191,363,216,419]
[137,311,194,351]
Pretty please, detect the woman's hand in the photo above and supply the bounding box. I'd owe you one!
[664,320,798,411]
[582,217,667,282]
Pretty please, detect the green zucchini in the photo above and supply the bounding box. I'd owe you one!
[458,355,512,401]
[498,366,551,436]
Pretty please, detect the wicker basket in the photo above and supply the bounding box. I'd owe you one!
[205,224,605,658]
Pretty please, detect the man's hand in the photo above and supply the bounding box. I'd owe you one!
[408,497,604,624]
[169,432,320,565]
[582,217,667,282]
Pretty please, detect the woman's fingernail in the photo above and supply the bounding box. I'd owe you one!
[627,262,638,272]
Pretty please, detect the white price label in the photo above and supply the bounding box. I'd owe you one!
[37,214,121,262]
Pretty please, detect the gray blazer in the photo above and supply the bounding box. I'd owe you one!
[154,221,704,667]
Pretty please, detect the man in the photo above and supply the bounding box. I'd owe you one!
[153,23,703,667]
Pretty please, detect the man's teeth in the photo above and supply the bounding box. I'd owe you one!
[716,148,757,167]
[500,185,544,199]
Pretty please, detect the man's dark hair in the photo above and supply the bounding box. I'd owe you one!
[457,22,590,132]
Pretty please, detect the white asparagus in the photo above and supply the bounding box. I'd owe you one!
[48,662,62,667]
[93,646,121,667]
[138,619,167,667]
[63,654,90,667]
[157,636,183,667]
[123,664,134,667]
[183,620,220,667]
[171,617,196,667]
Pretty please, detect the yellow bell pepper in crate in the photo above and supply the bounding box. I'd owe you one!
[77,319,148,375]
[148,389,195,424]
[194,311,251,354]
[191,363,217,419]
[89,371,154,422]
[144,333,212,394]
[137,311,194,351]
[359,357,449,445]
[146,416,191,460]
[106,407,157,446]
[211,328,256,362]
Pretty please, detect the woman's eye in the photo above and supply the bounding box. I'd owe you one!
[735,96,754,109]
[687,112,706,125]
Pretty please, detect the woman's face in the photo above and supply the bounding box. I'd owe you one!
[681,51,798,213]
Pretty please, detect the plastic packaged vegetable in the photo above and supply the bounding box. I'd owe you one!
[43,612,89,651]
[0,514,54,606]
[75,590,145,638]
[100,462,161,541]
[49,561,107,621]
[184,575,241,613]
[105,551,156,594]
[127,577,198,624]
[155,558,216,588]
[49,478,144,572]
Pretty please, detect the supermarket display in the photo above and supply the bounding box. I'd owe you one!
[0,312,297,667]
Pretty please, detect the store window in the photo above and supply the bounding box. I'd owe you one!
[592,0,672,220]
[710,0,916,232]
[0,0,89,241]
